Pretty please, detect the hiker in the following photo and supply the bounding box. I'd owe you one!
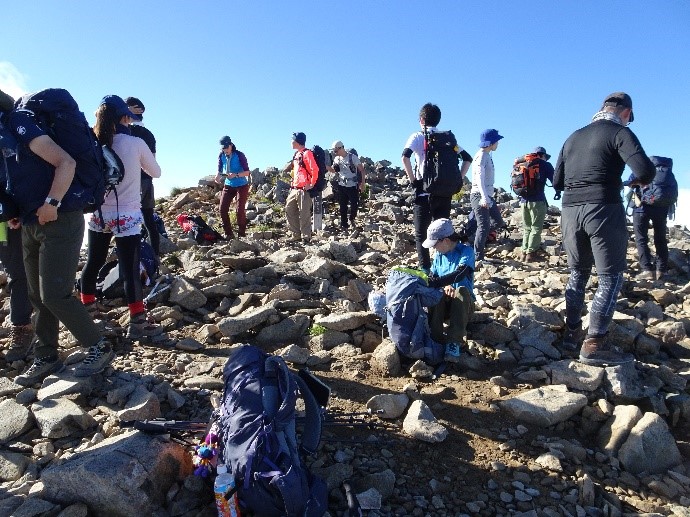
[286,131,318,243]
[126,97,161,259]
[215,136,251,239]
[402,103,473,272]
[0,90,34,363]
[423,218,475,363]
[516,146,555,263]
[470,129,506,264]
[328,140,365,233]
[554,92,655,366]
[6,89,115,385]
[624,155,677,281]
[80,95,163,341]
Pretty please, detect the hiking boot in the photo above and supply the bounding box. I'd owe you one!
[288,234,301,242]
[516,249,525,262]
[5,324,34,362]
[561,323,585,352]
[126,313,164,341]
[14,355,64,387]
[444,342,461,363]
[637,270,656,281]
[74,338,116,377]
[579,335,634,367]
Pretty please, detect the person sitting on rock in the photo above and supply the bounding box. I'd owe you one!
[423,218,476,363]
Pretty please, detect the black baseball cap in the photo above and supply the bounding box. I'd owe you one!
[602,92,634,122]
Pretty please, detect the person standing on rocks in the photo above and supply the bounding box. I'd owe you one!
[423,218,475,363]
[215,136,251,239]
[328,140,365,233]
[125,97,161,259]
[554,92,655,366]
[624,155,676,282]
[470,129,506,265]
[7,91,116,385]
[517,146,555,263]
[0,89,34,363]
[80,95,163,343]
[286,131,318,243]
[402,103,473,272]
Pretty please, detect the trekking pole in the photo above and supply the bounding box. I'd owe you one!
[325,409,384,420]
[343,481,363,517]
[120,419,209,434]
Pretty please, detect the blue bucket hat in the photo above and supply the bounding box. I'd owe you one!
[101,95,139,119]
[479,129,504,148]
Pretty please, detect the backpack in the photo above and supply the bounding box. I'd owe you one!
[511,153,541,198]
[300,145,329,198]
[94,239,159,299]
[422,129,462,196]
[176,213,225,245]
[9,89,124,215]
[385,266,444,365]
[0,114,20,221]
[641,156,678,208]
[218,345,327,517]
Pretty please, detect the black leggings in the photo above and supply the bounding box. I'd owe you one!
[142,207,160,257]
[80,231,142,305]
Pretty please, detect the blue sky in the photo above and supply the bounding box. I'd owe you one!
[2,1,689,227]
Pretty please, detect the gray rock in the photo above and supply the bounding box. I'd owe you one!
[647,320,687,345]
[509,303,564,330]
[309,330,351,351]
[366,393,410,419]
[277,344,310,364]
[217,305,278,336]
[499,385,588,427]
[31,397,96,439]
[0,376,22,397]
[268,249,306,264]
[351,469,396,501]
[299,256,349,279]
[41,431,192,517]
[315,311,374,332]
[168,277,207,310]
[117,385,162,422]
[605,363,659,401]
[256,314,310,346]
[0,399,33,444]
[478,321,516,344]
[0,450,30,481]
[597,404,643,456]
[547,360,605,391]
[402,400,448,442]
[517,322,560,359]
[8,498,59,516]
[618,412,682,474]
[342,278,373,303]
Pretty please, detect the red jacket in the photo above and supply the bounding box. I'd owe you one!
[291,148,318,189]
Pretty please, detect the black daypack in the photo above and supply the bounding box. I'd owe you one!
[422,129,462,196]
[9,88,124,214]
[302,145,329,197]
[218,345,327,517]
[641,156,678,208]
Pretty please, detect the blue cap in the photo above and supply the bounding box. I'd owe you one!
[479,129,504,148]
[101,95,139,119]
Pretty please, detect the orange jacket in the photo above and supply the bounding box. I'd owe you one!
[291,149,319,189]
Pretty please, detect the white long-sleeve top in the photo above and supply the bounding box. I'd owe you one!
[105,133,161,211]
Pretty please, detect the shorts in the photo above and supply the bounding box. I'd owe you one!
[86,208,143,237]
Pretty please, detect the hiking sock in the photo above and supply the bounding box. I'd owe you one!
[128,301,145,316]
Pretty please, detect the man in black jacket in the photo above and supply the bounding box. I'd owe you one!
[554,92,655,366]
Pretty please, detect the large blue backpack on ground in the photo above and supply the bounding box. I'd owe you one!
[218,345,327,517]
[8,88,122,215]
[385,266,444,365]
[641,156,678,208]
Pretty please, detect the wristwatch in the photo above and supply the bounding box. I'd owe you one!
[45,197,61,208]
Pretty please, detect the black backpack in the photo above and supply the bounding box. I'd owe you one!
[422,129,462,196]
[298,145,329,197]
[9,88,124,215]
[0,113,20,221]
[218,345,327,516]
[641,156,678,208]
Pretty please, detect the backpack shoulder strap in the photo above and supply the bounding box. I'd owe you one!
[293,373,322,456]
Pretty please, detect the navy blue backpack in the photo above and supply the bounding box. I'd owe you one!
[0,112,20,221]
[8,89,123,216]
[218,345,327,517]
[385,266,445,365]
[641,156,678,209]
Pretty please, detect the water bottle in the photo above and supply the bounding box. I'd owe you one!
[214,465,240,517]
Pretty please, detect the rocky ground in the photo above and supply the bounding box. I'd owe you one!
[1,158,689,517]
